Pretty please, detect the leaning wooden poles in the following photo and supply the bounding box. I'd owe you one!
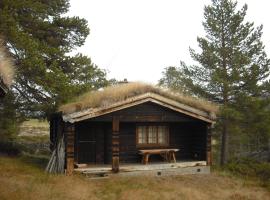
[46,117,75,175]
[46,129,65,173]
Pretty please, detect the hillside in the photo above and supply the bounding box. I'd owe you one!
[17,119,50,155]
[0,156,269,200]
[19,119,49,137]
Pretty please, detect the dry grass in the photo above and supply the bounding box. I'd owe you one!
[59,82,218,115]
[20,119,49,129]
[0,39,14,87]
[0,156,269,200]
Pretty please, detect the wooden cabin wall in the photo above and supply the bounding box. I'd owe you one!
[74,121,207,164]
[191,123,207,160]
[88,102,197,122]
[170,122,207,160]
[104,124,112,164]
[169,123,191,160]
[49,113,63,151]
[73,102,208,164]
[73,122,208,165]
[119,123,138,163]
[74,122,112,164]
[118,122,207,163]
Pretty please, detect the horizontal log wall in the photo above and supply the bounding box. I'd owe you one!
[119,122,207,163]
[88,102,197,122]
[119,123,138,163]
[75,122,110,164]
[75,122,208,164]
[170,122,207,160]
[74,102,209,165]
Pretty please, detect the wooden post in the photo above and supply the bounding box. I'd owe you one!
[65,123,75,175]
[112,117,120,173]
[206,124,212,166]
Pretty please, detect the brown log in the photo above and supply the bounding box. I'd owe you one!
[66,158,74,175]
[112,117,120,172]
[206,125,212,166]
[65,123,75,175]
[112,157,119,172]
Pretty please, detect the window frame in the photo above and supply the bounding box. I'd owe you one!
[136,124,169,147]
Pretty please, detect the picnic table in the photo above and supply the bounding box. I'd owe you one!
[138,149,179,164]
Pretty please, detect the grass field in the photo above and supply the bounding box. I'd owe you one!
[20,119,49,129]
[0,156,270,200]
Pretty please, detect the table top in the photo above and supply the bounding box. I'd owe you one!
[139,149,179,154]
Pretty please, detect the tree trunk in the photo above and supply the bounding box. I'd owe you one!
[220,120,228,165]
[220,13,229,165]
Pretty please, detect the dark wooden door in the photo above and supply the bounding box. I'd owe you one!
[78,127,96,163]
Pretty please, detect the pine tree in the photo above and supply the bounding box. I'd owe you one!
[159,66,191,94]
[0,0,108,118]
[160,0,270,164]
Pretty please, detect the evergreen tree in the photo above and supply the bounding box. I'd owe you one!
[0,92,21,142]
[0,0,108,118]
[160,0,270,164]
[159,66,191,94]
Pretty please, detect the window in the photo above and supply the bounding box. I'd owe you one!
[136,125,169,146]
[158,126,167,144]
[138,126,147,144]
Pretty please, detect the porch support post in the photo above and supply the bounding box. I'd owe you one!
[112,117,120,173]
[206,124,212,166]
[65,123,75,175]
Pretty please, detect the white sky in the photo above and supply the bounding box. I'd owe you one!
[68,0,270,84]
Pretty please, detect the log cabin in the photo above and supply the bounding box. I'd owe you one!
[49,83,218,176]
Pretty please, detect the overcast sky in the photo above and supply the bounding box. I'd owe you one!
[68,0,270,84]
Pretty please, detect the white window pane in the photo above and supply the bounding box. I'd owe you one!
[138,126,168,145]
[138,126,147,144]
[158,126,167,144]
[148,126,157,143]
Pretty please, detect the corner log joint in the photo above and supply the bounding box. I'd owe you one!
[65,123,75,175]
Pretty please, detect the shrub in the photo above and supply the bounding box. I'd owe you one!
[0,141,21,156]
[225,158,270,187]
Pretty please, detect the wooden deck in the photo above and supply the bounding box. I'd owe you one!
[74,161,208,177]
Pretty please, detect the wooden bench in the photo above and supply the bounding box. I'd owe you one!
[139,149,179,164]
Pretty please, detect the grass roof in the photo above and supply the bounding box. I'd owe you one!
[59,82,218,115]
[0,40,14,87]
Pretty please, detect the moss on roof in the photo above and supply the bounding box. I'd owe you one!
[59,82,218,115]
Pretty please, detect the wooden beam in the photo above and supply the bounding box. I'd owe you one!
[112,117,120,173]
[206,124,212,166]
[65,123,75,175]
[120,115,162,122]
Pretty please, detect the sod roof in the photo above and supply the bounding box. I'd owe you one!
[59,82,218,121]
